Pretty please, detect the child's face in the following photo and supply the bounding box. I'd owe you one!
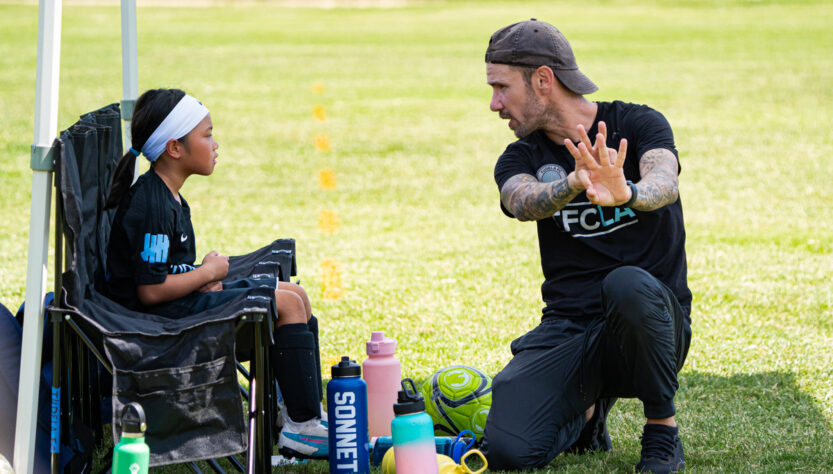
[181,114,219,176]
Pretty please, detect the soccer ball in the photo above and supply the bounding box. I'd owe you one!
[419,365,492,439]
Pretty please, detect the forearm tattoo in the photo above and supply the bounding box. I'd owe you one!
[500,174,579,221]
[633,149,679,211]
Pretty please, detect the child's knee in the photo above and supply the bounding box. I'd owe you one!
[279,282,311,312]
[275,289,307,325]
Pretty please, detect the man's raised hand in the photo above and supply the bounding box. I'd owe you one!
[573,131,630,207]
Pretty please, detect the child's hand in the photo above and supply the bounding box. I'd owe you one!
[201,251,229,281]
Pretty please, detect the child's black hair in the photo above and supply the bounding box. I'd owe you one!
[105,88,187,209]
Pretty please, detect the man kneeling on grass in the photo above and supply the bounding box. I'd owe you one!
[480,19,692,473]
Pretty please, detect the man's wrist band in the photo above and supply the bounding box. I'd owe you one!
[624,180,638,208]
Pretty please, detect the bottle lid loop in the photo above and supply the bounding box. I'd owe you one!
[393,378,425,414]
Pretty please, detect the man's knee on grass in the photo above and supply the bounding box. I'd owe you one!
[483,424,560,471]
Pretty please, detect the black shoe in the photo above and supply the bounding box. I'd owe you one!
[567,397,616,454]
[636,424,685,473]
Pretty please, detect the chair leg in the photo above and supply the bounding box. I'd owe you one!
[206,458,226,474]
[226,455,245,473]
[91,360,103,440]
[80,343,90,432]
[246,376,256,474]
[246,320,269,474]
[253,322,268,473]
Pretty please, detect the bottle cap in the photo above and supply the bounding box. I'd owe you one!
[366,331,397,356]
[331,356,361,378]
[120,402,147,435]
[393,378,425,415]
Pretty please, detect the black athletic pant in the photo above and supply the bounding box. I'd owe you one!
[482,266,692,470]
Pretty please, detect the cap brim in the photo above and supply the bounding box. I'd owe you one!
[554,68,598,95]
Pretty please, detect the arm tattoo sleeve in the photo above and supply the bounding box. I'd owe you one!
[500,173,580,221]
[633,148,679,211]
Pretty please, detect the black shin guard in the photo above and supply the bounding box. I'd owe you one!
[307,315,323,402]
[272,323,321,422]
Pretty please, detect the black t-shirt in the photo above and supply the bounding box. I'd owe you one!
[494,101,691,319]
[105,169,197,310]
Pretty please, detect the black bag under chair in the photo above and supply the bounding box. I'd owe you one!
[47,103,296,472]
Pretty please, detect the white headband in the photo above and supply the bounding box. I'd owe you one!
[141,94,209,162]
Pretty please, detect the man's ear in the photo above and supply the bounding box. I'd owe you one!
[165,139,183,160]
[533,65,556,95]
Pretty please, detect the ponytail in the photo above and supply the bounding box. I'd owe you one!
[105,88,186,209]
[105,151,138,209]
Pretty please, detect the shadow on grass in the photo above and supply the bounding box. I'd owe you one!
[546,370,833,473]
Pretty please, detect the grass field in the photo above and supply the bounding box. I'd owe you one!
[1,0,832,472]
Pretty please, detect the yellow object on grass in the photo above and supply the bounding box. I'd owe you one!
[381,450,487,474]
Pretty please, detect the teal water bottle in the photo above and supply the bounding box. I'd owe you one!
[391,378,439,474]
[112,402,149,474]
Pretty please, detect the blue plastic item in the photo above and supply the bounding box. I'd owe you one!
[451,430,476,463]
[327,356,370,474]
[371,436,456,466]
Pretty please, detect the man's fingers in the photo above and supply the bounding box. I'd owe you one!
[577,124,594,154]
[595,133,610,167]
[607,148,617,165]
[564,138,581,161]
[615,138,628,168]
[578,143,600,170]
[598,121,607,141]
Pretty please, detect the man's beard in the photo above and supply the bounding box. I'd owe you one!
[513,90,552,139]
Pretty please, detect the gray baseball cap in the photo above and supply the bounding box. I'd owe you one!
[485,18,598,95]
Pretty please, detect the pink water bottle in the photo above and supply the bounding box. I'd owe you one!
[363,331,401,438]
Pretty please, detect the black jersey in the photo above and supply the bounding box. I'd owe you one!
[494,101,691,319]
[105,169,197,310]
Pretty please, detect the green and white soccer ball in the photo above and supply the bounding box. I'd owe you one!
[419,365,492,439]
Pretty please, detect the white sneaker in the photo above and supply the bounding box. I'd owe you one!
[319,402,329,427]
[276,398,328,429]
[274,381,287,429]
[270,454,306,466]
[278,417,328,458]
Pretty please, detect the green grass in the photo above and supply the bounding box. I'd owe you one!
[2,0,832,472]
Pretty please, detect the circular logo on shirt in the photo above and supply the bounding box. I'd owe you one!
[536,164,567,183]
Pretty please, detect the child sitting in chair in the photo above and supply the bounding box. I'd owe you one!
[104,88,327,458]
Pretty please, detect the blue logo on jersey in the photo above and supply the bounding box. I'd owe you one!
[553,203,638,237]
[141,233,169,263]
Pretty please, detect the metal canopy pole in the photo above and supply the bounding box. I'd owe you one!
[14,0,62,472]
[120,0,140,181]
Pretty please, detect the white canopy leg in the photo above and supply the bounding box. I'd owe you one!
[14,0,62,472]
[121,0,140,182]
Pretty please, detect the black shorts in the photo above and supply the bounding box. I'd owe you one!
[144,277,278,319]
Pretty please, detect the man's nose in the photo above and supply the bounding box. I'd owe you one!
[490,92,502,112]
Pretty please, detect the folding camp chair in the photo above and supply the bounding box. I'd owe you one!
[46,103,296,473]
